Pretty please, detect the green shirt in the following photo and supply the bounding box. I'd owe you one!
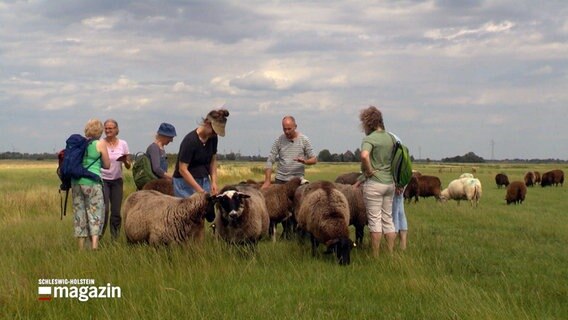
[73,140,102,186]
[361,130,394,184]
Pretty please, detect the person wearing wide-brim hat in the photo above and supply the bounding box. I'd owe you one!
[173,109,229,197]
[146,122,177,181]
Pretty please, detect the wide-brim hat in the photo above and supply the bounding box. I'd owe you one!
[157,122,177,137]
[208,116,226,137]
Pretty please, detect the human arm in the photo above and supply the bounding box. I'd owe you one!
[147,143,169,179]
[262,138,279,189]
[209,154,218,195]
[178,160,206,193]
[97,140,111,170]
[294,135,317,165]
[360,150,375,178]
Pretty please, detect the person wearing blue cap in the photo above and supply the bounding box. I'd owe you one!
[146,122,177,180]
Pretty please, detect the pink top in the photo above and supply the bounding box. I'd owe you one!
[101,139,130,180]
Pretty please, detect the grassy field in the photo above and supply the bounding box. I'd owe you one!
[1,160,567,319]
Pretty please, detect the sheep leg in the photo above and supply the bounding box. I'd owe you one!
[310,234,319,257]
[355,224,364,246]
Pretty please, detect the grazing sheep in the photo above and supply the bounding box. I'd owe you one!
[534,171,541,185]
[460,173,474,179]
[412,170,422,177]
[541,169,564,187]
[212,185,270,247]
[404,175,442,203]
[123,190,212,245]
[334,172,361,185]
[524,172,535,187]
[506,181,527,205]
[440,177,482,207]
[296,181,354,265]
[495,173,510,189]
[260,177,302,240]
[142,178,174,196]
[333,183,367,245]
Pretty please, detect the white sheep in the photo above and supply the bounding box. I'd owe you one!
[296,181,354,265]
[440,177,482,207]
[122,190,212,245]
[212,185,270,247]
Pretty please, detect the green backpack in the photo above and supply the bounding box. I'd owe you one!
[389,133,412,188]
[132,152,157,190]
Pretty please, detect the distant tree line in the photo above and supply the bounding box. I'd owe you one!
[0,150,566,163]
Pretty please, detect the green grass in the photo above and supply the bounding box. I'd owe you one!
[1,160,567,319]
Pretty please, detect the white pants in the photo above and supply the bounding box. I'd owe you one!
[363,180,395,233]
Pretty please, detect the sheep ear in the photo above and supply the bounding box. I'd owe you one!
[237,192,251,199]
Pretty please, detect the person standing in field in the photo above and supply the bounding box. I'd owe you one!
[147,122,177,180]
[72,119,110,250]
[358,106,396,257]
[173,108,229,197]
[100,119,131,240]
[262,116,317,189]
[389,133,408,250]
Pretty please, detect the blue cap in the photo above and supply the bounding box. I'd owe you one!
[157,123,177,137]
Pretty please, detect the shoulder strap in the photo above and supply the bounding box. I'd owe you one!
[84,140,101,169]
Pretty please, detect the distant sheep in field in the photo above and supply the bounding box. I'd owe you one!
[260,177,302,240]
[534,171,541,185]
[404,175,442,203]
[212,185,270,247]
[123,191,213,245]
[506,181,527,205]
[541,169,564,187]
[142,178,174,196]
[495,173,510,189]
[412,170,422,177]
[296,181,354,265]
[440,177,482,207]
[334,183,367,245]
[334,172,361,185]
[524,172,535,187]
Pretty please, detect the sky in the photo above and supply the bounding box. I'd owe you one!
[1,0,567,160]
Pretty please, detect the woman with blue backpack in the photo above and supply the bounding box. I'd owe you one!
[72,119,110,250]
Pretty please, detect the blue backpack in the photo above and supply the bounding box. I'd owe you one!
[57,134,101,218]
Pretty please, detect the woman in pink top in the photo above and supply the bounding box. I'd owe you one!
[100,119,131,239]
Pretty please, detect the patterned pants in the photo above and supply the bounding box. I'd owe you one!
[72,184,104,237]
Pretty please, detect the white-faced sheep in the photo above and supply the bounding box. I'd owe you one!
[260,177,302,240]
[296,181,354,265]
[440,177,482,207]
[123,190,213,245]
[333,183,367,246]
[212,185,270,247]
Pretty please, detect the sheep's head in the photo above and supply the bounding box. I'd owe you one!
[326,238,355,266]
[212,190,251,223]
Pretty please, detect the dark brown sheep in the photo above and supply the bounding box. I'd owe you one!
[142,178,174,196]
[524,172,535,187]
[541,169,564,187]
[260,177,302,240]
[495,173,510,189]
[403,175,442,203]
[296,180,353,265]
[334,172,361,185]
[333,183,367,245]
[506,181,527,205]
